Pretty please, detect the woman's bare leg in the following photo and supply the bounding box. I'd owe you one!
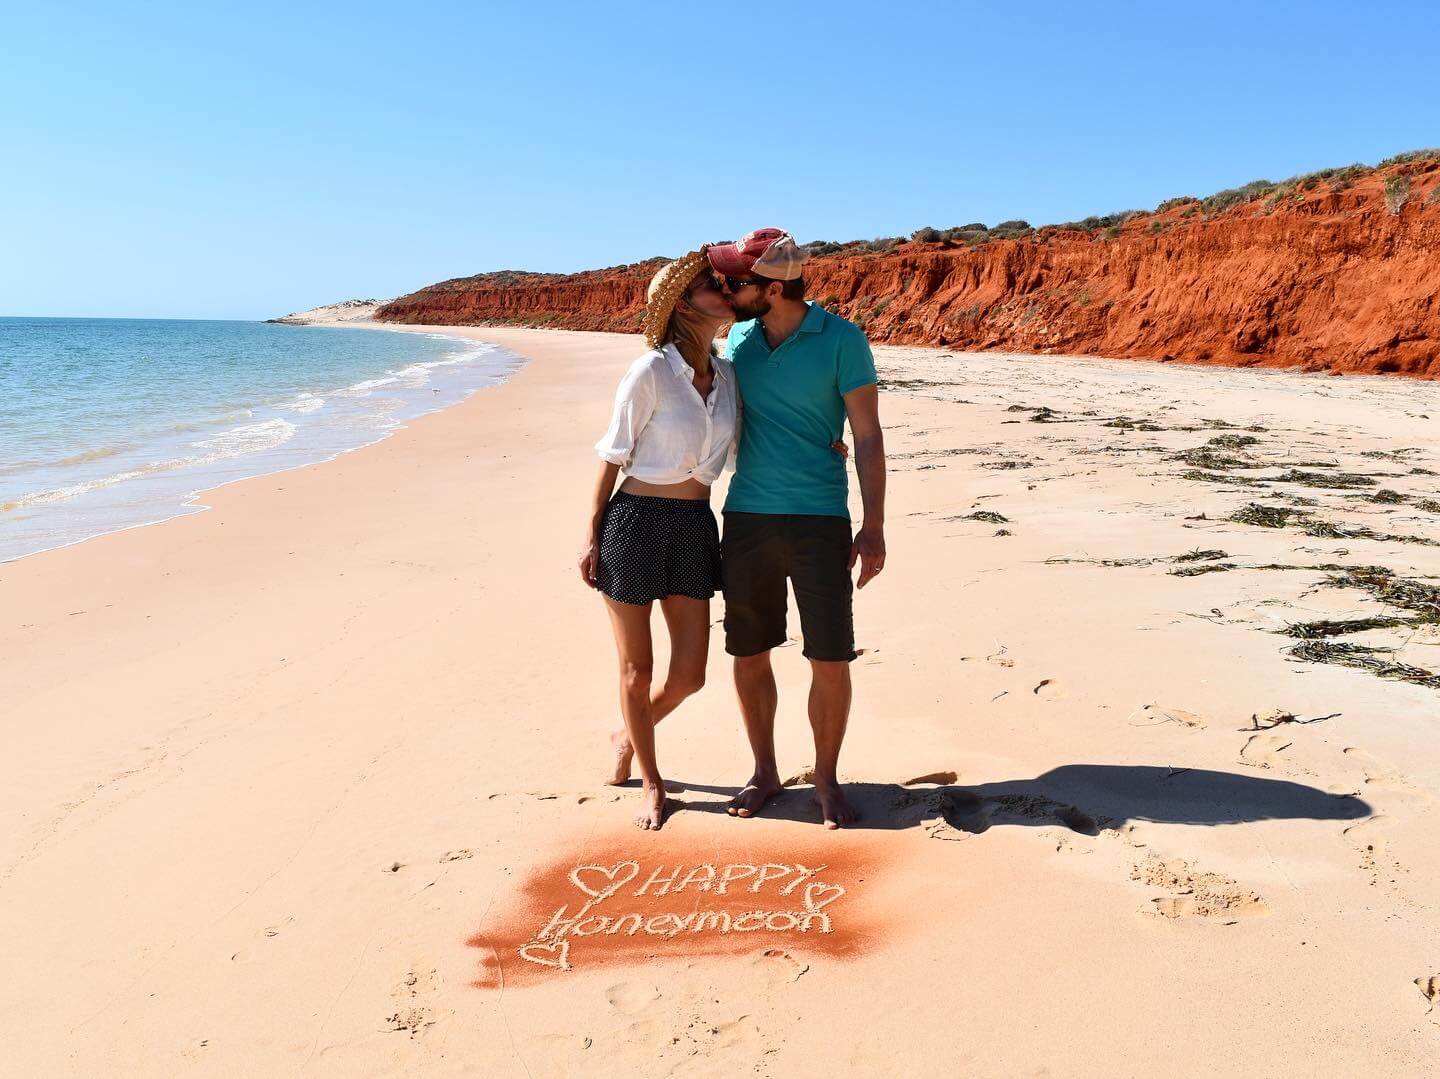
[608,595,711,786]
[603,597,667,829]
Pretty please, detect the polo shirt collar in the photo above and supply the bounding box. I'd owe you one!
[798,300,827,334]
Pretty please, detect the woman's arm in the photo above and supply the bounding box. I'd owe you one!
[582,358,656,588]
[579,460,621,588]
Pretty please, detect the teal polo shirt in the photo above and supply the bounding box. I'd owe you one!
[724,301,877,519]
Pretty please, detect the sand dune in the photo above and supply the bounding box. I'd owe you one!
[4,325,1438,1076]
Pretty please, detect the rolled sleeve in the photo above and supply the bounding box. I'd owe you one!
[594,358,657,467]
[836,327,878,396]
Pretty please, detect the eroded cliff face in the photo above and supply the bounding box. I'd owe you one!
[377,160,1440,378]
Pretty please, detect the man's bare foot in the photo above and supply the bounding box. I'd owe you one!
[635,779,667,830]
[813,781,859,830]
[727,768,784,818]
[606,729,634,786]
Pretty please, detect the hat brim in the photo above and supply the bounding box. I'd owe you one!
[706,244,755,276]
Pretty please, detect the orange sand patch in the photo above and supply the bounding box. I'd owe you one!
[467,831,887,988]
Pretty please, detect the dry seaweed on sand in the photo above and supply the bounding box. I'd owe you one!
[979,459,1034,469]
[1415,498,1440,513]
[1168,447,1263,470]
[948,510,1010,523]
[1174,548,1229,562]
[1206,433,1261,449]
[1277,468,1380,489]
[1230,502,1308,528]
[1300,520,1439,546]
[1243,708,1337,730]
[1367,488,1408,504]
[1179,469,1267,487]
[1320,566,1440,623]
[1286,640,1440,689]
[1201,419,1267,433]
[1102,416,1165,431]
[1169,548,1235,575]
[1044,555,1155,567]
[1170,562,1237,576]
[1279,615,1413,638]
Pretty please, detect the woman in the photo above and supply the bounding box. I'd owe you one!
[579,249,738,830]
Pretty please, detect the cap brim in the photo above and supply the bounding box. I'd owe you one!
[706,245,754,276]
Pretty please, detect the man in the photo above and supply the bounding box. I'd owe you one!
[707,227,886,829]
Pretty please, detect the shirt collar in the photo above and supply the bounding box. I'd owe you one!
[734,302,826,346]
[660,342,690,378]
[798,300,827,334]
[661,341,727,382]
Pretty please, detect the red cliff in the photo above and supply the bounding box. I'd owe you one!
[376,156,1440,379]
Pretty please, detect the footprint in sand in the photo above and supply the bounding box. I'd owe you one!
[386,967,442,1039]
[1238,733,1292,770]
[783,767,815,787]
[959,645,1013,667]
[595,966,771,1070]
[1132,854,1268,923]
[605,981,661,1016]
[755,948,809,986]
[1032,678,1067,699]
[1341,748,1433,802]
[903,770,959,786]
[1137,704,1207,729]
[1417,975,1440,1022]
[1341,814,1412,897]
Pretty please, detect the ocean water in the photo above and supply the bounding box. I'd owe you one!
[0,318,522,562]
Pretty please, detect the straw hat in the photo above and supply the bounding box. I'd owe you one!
[640,249,711,350]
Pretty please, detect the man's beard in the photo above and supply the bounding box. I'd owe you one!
[728,294,771,321]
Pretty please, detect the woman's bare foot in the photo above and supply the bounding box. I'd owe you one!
[635,779,667,830]
[606,729,634,786]
[727,767,784,818]
[813,781,859,830]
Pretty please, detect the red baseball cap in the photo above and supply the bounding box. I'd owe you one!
[707,227,808,281]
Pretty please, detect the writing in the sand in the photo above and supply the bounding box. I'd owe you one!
[516,861,848,972]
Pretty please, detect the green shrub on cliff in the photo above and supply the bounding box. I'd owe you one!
[1384,175,1411,214]
[911,227,942,243]
[1156,196,1198,212]
[1378,148,1440,168]
[1201,179,1277,214]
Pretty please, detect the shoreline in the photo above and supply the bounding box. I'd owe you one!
[5,325,1439,1075]
[0,322,522,564]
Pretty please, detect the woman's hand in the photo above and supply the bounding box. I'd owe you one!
[578,539,600,589]
[832,439,850,459]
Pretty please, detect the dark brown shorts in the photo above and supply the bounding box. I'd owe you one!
[721,512,856,662]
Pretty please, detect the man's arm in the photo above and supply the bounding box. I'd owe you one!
[842,382,886,588]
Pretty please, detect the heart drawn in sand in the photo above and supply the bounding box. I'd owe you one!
[568,861,640,900]
[518,939,571,970]
[803,882,845,912]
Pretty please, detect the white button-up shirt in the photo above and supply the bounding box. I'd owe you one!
[594,343,739,485]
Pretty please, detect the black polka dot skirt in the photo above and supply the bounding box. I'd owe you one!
[597,491,722,606]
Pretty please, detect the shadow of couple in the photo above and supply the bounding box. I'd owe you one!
[657,763,1370,834]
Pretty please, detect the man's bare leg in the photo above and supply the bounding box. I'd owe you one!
[728,650,784,817]
[808,658,857,828]
[607,596,709,785]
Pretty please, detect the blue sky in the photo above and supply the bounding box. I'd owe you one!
[3,1,1438,320]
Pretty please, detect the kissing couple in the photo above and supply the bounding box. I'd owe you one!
[579,228,886,831]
